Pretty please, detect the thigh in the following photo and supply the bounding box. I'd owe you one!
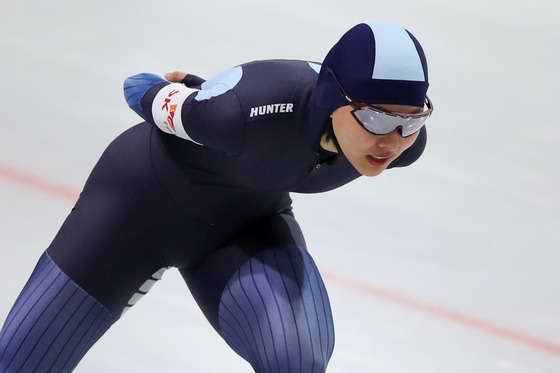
[181,213,335,372]
[0,124,214,372]
[47,123,212,319]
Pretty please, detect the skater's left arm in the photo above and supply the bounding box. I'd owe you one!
[123,70,245,154]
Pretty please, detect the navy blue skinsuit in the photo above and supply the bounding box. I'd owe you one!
[0,59,426,373]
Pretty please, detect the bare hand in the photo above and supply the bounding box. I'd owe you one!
[164,71,188,83]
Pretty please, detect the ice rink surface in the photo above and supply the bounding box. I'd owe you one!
[1,1,559,372]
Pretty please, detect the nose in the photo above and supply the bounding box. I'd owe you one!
[376,128,402,152]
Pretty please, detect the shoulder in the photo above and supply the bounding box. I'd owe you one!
[232,60,320,120]
[181,60,322,154]
[189,60,320,111]
[239,59,321,92]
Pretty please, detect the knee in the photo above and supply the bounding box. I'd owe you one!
[268,337,332,373]
[220,316,333,373]
[217,246,335,372]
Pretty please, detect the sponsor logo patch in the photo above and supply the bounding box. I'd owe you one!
[161,89,180,132]
[249,103,294,118]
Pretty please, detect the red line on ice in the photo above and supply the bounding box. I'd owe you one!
[0,165,79,201]
[323,270,560,356]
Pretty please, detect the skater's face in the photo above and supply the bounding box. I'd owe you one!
[330,104,421,177]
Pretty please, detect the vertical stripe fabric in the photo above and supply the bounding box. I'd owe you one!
[0,252,112,373]
[218,246,334,373]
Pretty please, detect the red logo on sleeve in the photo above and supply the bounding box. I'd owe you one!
[162,89,180,132]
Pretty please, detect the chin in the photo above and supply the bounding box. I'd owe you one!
[357,165,386,177]
[362,169,385,177]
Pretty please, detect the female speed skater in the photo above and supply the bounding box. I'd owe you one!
[0,22,432,372]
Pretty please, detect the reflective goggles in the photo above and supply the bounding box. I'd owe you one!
[329,69,433,137]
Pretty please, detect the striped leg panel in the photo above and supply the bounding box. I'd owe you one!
[218,246,335,373]
[0,252,112,373]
